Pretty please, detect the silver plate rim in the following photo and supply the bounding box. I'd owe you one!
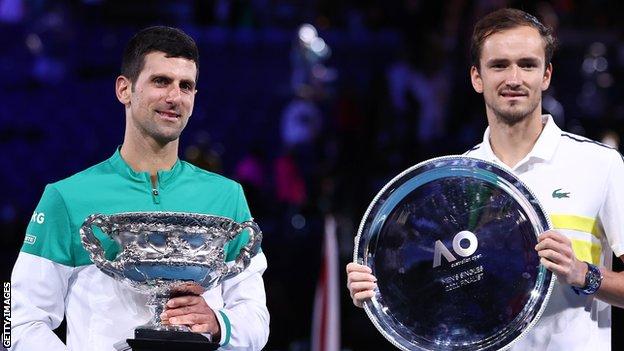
[353,155,556,351]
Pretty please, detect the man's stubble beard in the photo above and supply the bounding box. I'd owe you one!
[135,116,186,146]
[488,97,541,127]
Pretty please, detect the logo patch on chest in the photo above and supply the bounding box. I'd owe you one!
[552,188,571,199]
[24,234,37,245]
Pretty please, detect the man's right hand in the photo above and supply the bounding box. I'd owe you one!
[346,262,377,308]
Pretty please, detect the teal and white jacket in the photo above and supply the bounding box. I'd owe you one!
[10,149,269,351]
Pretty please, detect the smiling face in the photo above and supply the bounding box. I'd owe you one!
[116,51,197,146]
[470,26,552,126]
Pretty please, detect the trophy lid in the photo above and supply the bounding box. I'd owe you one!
[354,156,554,351]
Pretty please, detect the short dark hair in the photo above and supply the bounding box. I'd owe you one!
[470,8,557,70]
[121,26,199,85]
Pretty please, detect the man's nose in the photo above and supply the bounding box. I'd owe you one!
[505,65,521,87]
[166,86,182,103]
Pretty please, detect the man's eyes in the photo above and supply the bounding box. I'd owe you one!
[180,83,194,91]
[520,63,538,69]
[153,77,169,86]
[153,77,193,91]
[489,63,538,69]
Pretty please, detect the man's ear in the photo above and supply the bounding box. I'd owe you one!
[470,66,483,93]
[542,63,553,91]
[115,76,132,105]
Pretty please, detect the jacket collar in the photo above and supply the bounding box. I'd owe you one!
[107,146,183,186]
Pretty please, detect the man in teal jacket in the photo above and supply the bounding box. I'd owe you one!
[10,26,269,350]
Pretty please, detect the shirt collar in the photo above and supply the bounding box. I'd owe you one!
[108,146,183,186]
[480,114,561,169]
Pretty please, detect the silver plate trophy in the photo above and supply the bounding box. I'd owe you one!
[354,156,554,351]
[80,211,261,349]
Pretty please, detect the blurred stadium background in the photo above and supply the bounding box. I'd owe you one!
[1,0,623,350]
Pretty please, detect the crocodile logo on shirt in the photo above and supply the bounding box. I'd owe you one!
[552,188,570,199]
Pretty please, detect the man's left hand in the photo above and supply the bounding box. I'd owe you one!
[536,230,587,287]
[161,295,221,338]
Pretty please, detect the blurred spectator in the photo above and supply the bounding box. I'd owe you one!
[235,145,267,190]
[0,0,24,23]
[184,133,224,174]
[280,90,323,150]
[234,145,270,216]
[386,34,450,157]
[274,150,307,207]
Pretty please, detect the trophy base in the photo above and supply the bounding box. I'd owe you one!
[113,329,219,351]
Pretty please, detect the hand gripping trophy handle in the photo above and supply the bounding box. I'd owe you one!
[220,219,263,282]
[80,213,124,280]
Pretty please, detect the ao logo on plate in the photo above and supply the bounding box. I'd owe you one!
[433,230,478,268]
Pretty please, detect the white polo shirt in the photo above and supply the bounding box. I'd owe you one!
[465,114,624,351]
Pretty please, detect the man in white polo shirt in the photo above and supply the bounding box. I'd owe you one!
[346,8,624,350]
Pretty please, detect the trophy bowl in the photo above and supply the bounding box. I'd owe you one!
[354,156,554,351]
[79,211,262,338]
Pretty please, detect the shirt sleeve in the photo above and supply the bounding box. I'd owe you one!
[600,150,624,257]
[10,185,74,350]
[215,253,269,350]
[214,184,269,350]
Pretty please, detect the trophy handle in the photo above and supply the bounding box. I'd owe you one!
[79,213,123,279]
[221,220,263,281]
